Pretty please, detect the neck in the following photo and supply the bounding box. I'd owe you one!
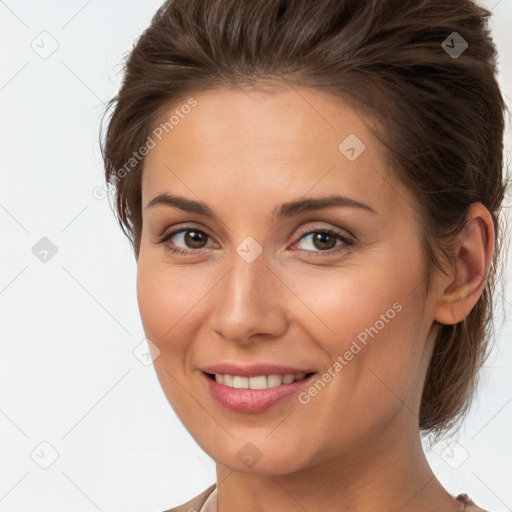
[214,413,460,512]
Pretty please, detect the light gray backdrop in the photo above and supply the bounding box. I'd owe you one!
[1,1,511,511]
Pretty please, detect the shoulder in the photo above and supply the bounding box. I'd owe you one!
[161,483,217,512]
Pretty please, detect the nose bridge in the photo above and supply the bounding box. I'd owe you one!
[213,242,287,341]
[222,246,271,317]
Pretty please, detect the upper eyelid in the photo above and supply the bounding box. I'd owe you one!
[294,224,354,240]
[161,224,217,244]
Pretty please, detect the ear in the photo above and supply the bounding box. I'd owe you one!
[433,202,495,325]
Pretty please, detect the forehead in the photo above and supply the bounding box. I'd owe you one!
[141,85,412,220]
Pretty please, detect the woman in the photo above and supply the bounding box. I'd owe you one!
[100,0,509,510]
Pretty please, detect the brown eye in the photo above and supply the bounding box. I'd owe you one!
[310,232,338,251]
[294,228,354,256]
[183,230,208,248]
[159,228,214,255]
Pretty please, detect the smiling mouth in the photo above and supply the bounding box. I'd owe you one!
[204,371,316,390]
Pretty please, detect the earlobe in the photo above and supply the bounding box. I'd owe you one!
[433,202,494,326]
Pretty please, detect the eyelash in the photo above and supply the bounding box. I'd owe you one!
[157,226,355,257]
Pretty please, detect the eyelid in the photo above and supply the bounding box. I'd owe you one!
[157,221,210,238]
[293,223,355,242]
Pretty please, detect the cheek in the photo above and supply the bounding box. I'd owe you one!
[136,262,171,343]
[284,263,413,356]
[136,255,209,348]
[136,258,203,420]
[289,249,428,405]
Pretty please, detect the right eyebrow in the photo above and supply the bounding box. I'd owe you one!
[145,193,217,218]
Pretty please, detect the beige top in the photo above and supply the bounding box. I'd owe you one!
[162,484,490,512]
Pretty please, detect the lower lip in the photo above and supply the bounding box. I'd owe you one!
[202,372,316,413]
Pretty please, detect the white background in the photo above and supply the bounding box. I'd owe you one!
[1,1,511,511]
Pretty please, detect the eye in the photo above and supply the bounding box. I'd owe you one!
[158,227,215,255]
[292,228,354,256]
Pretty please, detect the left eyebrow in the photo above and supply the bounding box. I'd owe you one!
[144,192,378,219]
[273,194,378,219]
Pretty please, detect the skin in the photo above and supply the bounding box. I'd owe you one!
[136,84,494,512]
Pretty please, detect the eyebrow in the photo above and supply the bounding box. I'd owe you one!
[144,192,378,219]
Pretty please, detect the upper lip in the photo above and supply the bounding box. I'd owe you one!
[201,362,317,377]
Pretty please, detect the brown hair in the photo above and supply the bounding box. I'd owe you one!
[100,0,510,440]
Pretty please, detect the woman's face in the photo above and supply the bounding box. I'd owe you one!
[137,85,441,474]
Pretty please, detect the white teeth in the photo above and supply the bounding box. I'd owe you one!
[267,374,283,388]
[249,375,268,390]
[233,375,249,388]
[213,373,309,389]
[282,374,295,384]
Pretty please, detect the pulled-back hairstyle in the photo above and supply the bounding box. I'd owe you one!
[100,0,510,441]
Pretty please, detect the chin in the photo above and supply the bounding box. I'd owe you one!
[198,435,312,476]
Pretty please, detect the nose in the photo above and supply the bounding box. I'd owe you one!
[211,249,289,345]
